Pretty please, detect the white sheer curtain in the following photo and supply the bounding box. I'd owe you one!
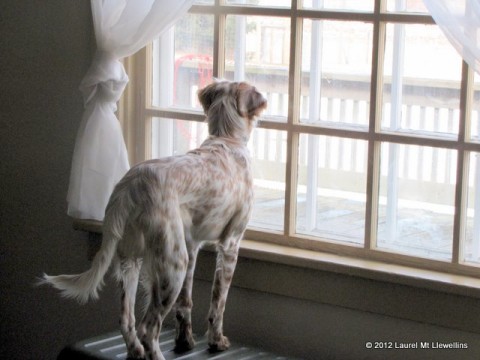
[423,0,480,74]
[67,0,193,221]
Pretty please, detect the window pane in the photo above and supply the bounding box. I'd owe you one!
[302,0,373,11]
[464,152,480,265]
[386,0,428,13]
[224,16,290,120]
[152,14,214,109]
[296,134,368,245]
[151,118,208,158]
[249,129,287,232]
[227,0,291,7]
[377,143,456,261]
[300,20,372,129]
[381,24,462,136]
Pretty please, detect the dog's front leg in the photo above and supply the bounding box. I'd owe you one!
[174,241,200,353]
[207,237,241,352]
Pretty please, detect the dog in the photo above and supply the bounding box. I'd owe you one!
[41,80,267,360]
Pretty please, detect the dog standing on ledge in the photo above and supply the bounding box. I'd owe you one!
[41,80,267,360]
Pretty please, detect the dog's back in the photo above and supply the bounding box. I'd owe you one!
[110,135,253,246]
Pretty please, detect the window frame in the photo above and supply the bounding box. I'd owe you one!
[120,0,480,279]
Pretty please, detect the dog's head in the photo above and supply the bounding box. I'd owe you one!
[198,80,267,142]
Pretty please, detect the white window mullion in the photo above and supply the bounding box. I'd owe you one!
[284,0,301,237]
[456,62,474,264]
[365,0,384,250]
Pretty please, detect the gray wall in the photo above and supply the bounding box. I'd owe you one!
[2,2,480,360]
[0,1,119,359]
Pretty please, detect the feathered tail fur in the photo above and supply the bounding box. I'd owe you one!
[40,187,130,304]
[41,243,114,304]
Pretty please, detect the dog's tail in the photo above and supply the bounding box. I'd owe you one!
[40,187,130,304]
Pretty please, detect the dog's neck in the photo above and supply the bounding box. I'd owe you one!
[205,135,249,148]
[190,136,250,161]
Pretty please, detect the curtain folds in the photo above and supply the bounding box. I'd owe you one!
[67,0,193,221]
[423,0,480,74]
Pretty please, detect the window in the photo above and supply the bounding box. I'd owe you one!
[123,0,480,277]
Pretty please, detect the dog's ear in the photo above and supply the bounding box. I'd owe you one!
[198,82,218,114]
[198,79,229,114]
[237,84,267,119]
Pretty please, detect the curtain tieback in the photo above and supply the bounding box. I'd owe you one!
[79,50,129,108]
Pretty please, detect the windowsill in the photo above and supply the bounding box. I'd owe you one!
[237,240,480,299]
[73,218,480,300]
[73,218,103,233]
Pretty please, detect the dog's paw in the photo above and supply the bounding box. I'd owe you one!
[174,334,195,353]
[126,348,145,359]
[208,335,231,353]
[126,340,145,359]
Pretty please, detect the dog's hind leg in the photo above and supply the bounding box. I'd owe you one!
[138,229,188,360]
[119,258,144,359]
[174,238,200,353]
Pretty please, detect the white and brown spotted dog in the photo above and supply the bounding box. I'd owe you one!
[41,80,267,360]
